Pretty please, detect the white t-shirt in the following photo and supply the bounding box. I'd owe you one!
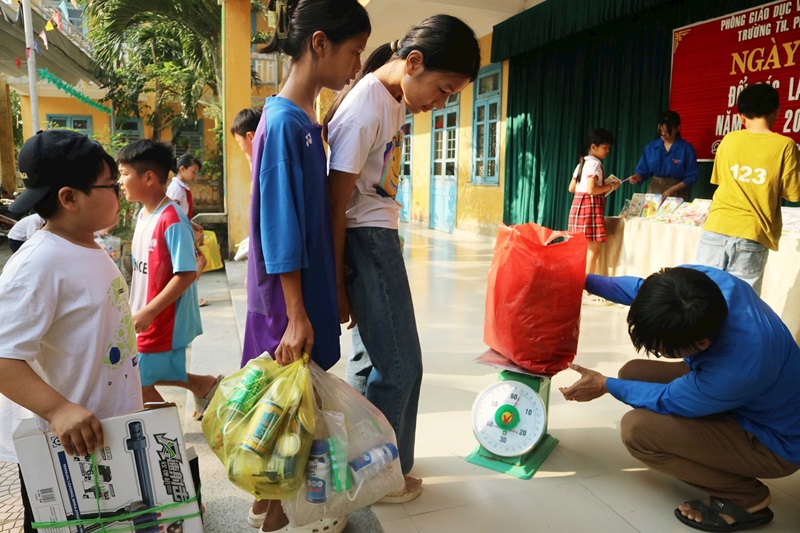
[7,213,45,241]
[166,177,191,216]
[572,155,605,193]
[328,73,406,229]
[0,231,142,462]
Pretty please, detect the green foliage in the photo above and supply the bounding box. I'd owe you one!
[198,102,223,184]
[252,30,273,45]
[82,0,223,137]
[10,90,22,153]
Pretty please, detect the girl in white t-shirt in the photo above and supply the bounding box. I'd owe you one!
[325,15,481,504]
[567,128,619,279]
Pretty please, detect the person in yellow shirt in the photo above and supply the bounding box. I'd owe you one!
[697,84,800,294]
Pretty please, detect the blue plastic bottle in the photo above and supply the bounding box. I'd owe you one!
[306,440,330,504]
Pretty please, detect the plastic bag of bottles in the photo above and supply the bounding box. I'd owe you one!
[201,354,315,500]
[282,363,404,526]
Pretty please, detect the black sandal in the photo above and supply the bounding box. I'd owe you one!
[674,496,774,532]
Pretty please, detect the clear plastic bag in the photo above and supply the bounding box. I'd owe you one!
[283,363,404,526]
[201,355,315,500]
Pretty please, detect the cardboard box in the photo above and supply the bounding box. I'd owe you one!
[14,405,203,532]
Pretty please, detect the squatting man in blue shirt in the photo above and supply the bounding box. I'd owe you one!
[559,265,800,532]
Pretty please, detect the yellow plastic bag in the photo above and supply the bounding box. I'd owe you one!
[202,355,315,500]
[198,229,223,271]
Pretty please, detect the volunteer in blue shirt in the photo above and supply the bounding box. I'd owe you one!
[628,110,698,200]
[560,265,800,532]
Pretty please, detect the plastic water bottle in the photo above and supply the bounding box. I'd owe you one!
[348,443,398,486]
[305,440,330,503]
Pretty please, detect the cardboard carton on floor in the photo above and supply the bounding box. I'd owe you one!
[13,404,203,532]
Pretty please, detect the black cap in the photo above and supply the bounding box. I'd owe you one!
[10,130,105,215]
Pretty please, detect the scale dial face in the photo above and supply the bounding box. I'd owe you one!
[471,380,547,457]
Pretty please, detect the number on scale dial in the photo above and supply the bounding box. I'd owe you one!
[471,380,547,457]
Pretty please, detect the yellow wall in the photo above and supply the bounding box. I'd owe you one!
[409,114,432,225]
[455,33,506,236]
[407,32,507,235]
[19,94,217,154]
[19,93,221,212]
[20,95,113,145]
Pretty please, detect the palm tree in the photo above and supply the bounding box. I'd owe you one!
[82,0,225,139]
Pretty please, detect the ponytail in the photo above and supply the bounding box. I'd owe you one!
[260,0,370,62]
[576,128,614,183]
[324,14,481,139]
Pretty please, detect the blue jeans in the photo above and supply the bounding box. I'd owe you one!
[696,230,769,295]
[344,227,423,475]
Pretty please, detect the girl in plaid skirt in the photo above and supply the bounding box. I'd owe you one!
[568,128,619,276]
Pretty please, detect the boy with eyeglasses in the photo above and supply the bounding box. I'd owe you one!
[0,130,143,533]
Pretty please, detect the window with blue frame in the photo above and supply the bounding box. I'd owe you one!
[471,64,502,186]
[172,119,204,158]
[46,115,93,136]
[401,115,413,179]
[117,118,143,143]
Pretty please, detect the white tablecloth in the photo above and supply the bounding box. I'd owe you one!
[598,217,800,342]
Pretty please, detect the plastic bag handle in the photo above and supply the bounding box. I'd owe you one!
[543,231,571,246]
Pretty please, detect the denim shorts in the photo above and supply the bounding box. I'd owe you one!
[695,230,769,294]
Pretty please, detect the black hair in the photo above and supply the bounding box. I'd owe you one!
[230,107,262,137]
[261,0,370,63]
[116,139,175,185]
[176,153,202,174]
[737,83,780,119]
[35,149,117,219]
[575,128,614,182]
[324,14,481,138]
[627,267,728,358]
[657,110,681,136]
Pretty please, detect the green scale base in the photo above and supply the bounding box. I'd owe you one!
[465,370,558,480]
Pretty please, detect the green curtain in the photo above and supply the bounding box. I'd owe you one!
[491,0,671,62]
[503,0,774,229]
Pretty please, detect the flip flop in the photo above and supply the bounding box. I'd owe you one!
[192,374,223,421]
[674,496,774,532]
[248,506,267,528]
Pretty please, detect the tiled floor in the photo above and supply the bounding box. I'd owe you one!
[350,225,800,533]
[0,462,23,533]
[2,226,800,533]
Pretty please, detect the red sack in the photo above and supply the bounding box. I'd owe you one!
[484,223,587,374]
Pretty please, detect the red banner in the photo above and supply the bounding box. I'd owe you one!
[670,0,800,160]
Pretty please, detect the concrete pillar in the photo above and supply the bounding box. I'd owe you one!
[0,79,17,196]
[221,0,252,255]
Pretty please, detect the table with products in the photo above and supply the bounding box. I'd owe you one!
[597,216,800,343]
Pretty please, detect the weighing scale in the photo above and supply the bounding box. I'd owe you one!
[466,350,558,480]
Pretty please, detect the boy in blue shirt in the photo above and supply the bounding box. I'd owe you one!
[561,265,800,532]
